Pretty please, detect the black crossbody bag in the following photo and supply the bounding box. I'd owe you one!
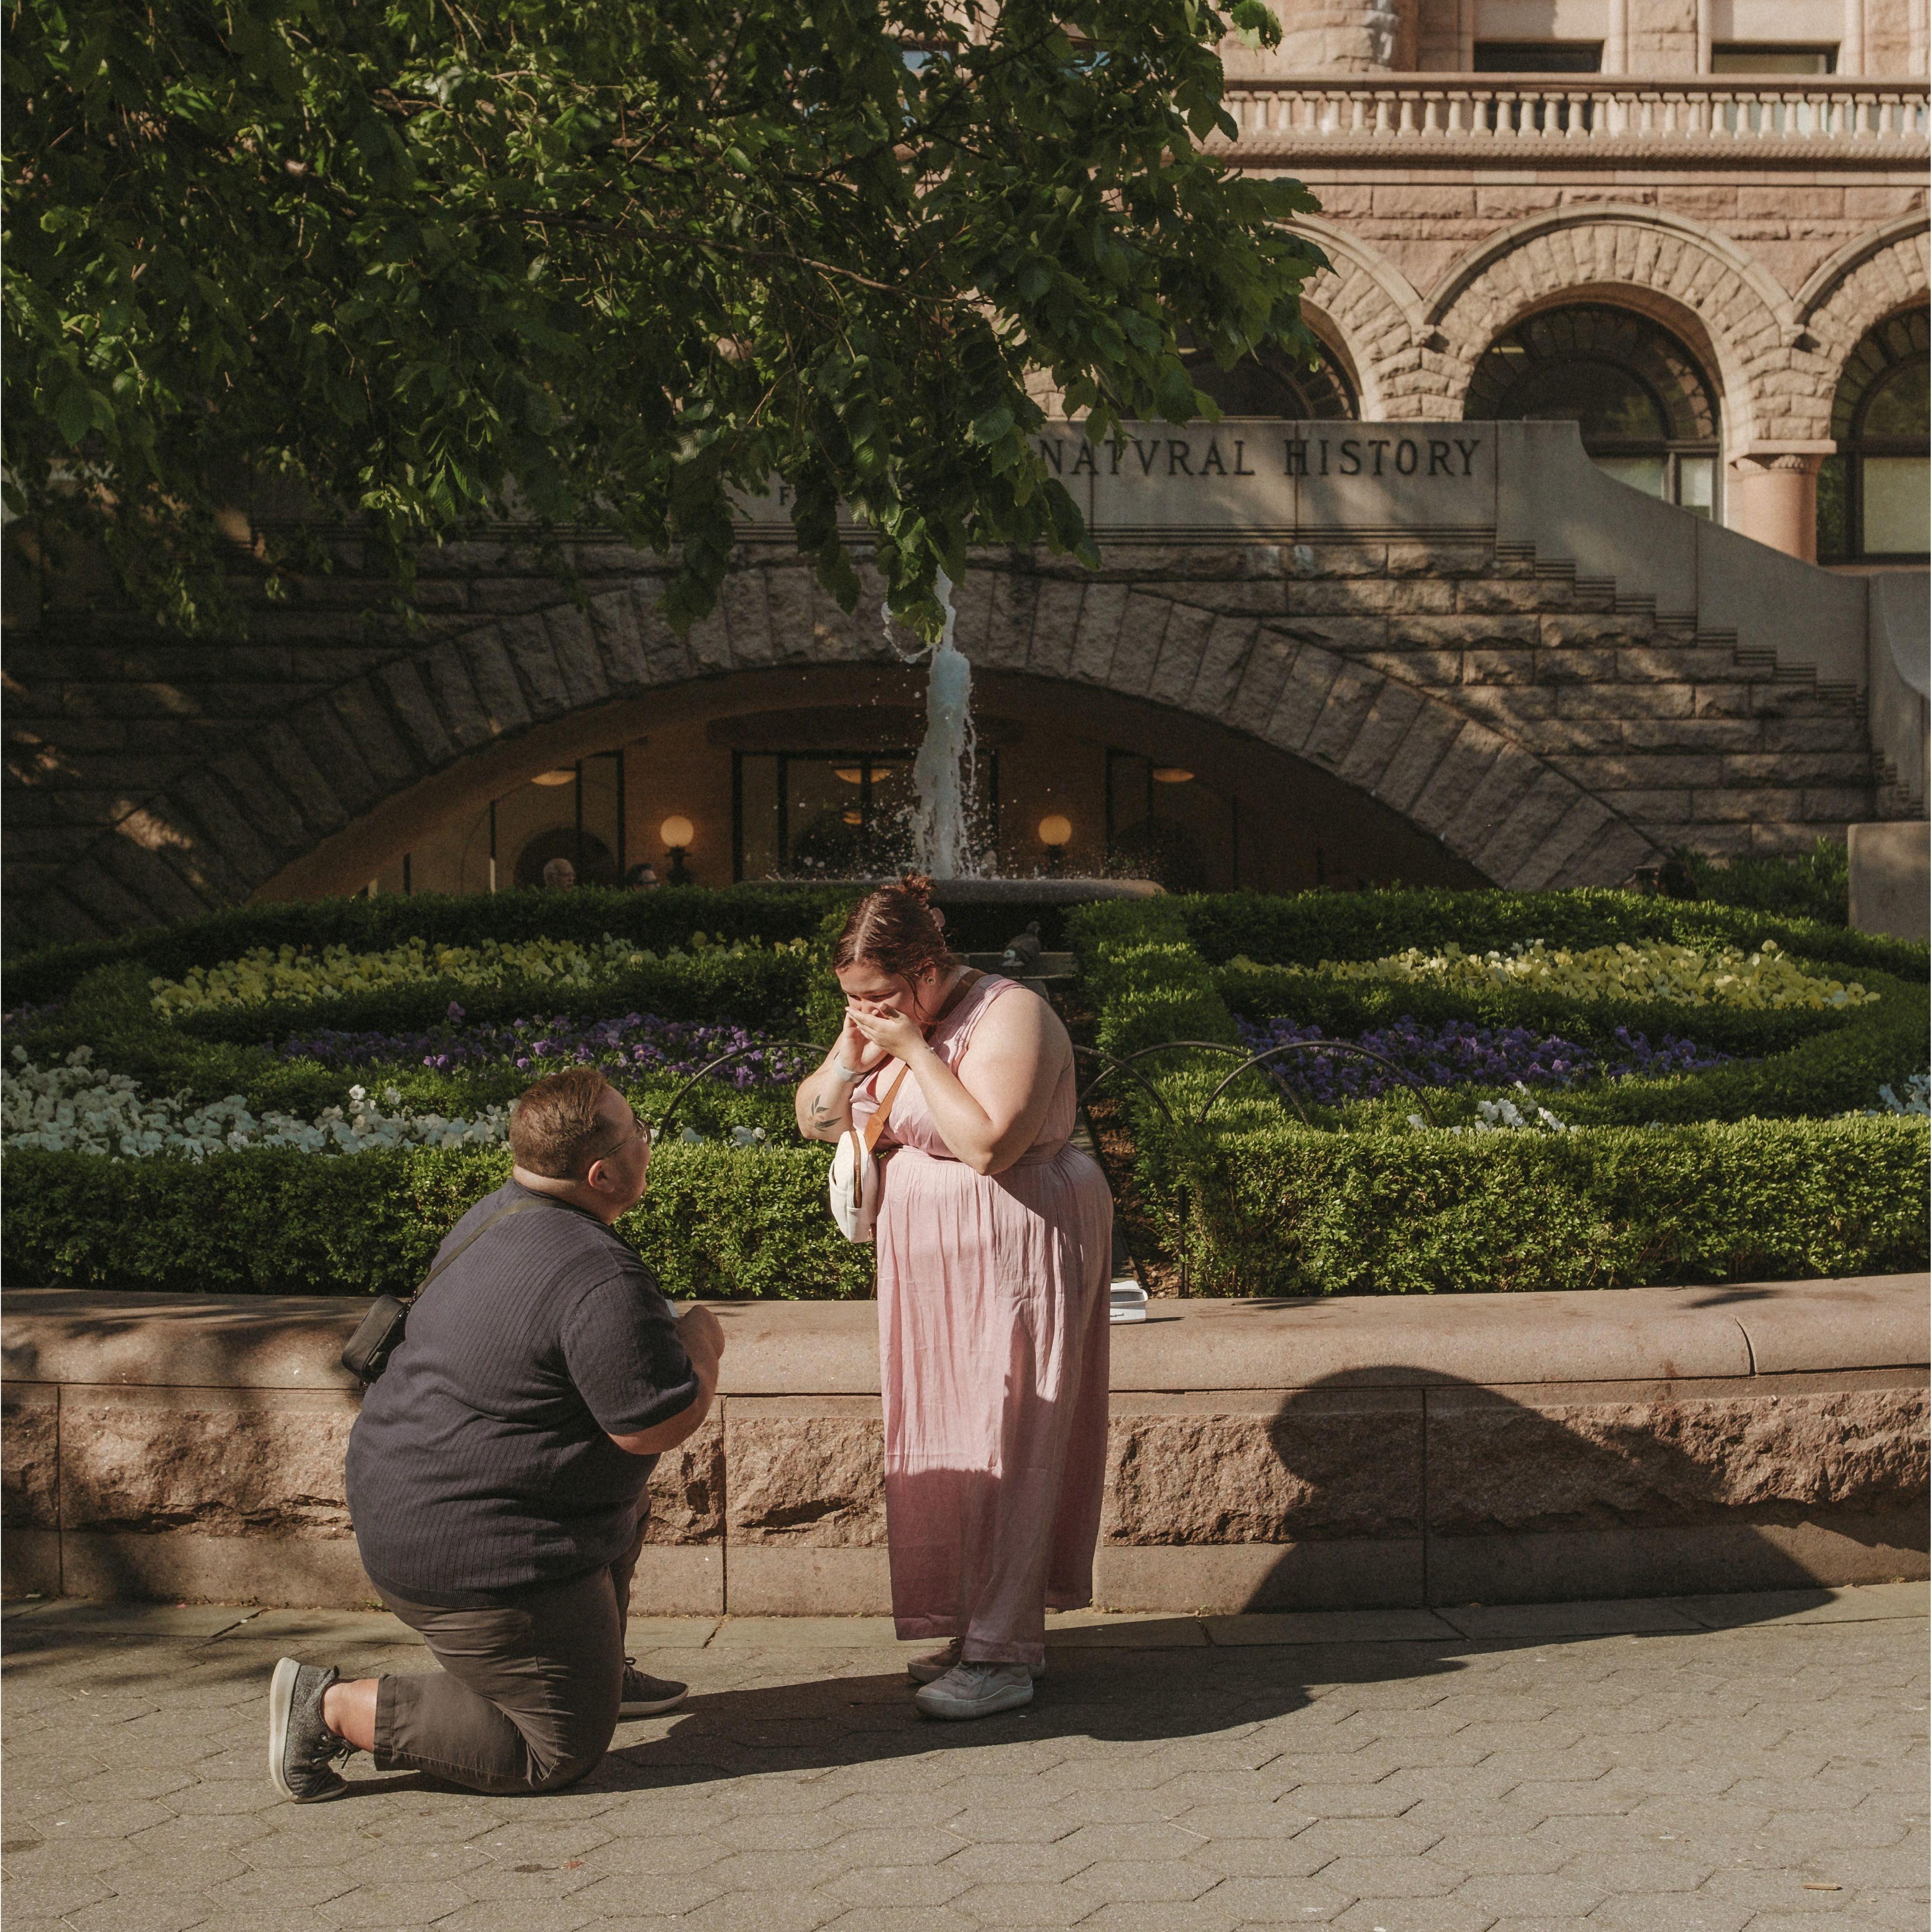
[340,1197,552,1384]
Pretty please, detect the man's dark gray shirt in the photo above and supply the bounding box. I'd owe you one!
[346,1179,698,1607]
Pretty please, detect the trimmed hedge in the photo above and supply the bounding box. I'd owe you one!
[1067,891,1931,1294]
[1176,886,1926,979]
[0,1142,871,1301]
[2,885,858,1006]
[1175,1116,1929,1297]
[1213,961,1927,1125]
[8,882,1925,1301]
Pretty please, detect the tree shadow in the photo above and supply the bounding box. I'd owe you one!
[1130,1362,1930,1615]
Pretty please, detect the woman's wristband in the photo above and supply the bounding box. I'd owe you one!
[833,1058,867,1084]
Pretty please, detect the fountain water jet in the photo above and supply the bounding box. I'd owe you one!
[907,567,982,878]
[836,563,1159,910]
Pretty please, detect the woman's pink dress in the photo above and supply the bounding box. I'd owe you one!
[852,973,1113,1668]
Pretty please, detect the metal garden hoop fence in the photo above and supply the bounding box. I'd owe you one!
[1074,1038,1441,1296]
[650,1040,831,1138]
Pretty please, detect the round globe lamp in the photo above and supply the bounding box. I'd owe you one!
[1038,813,1073,874]
[660,814,695,886]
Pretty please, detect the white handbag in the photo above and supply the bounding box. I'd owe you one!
[828,1062,909,1244]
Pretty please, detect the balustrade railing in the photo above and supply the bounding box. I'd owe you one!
[1216,76,1929,153]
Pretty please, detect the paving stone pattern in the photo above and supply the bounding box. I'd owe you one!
[2,1587,1925,1932]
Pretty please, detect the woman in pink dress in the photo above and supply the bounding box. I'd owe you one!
[795,878,1113,1720]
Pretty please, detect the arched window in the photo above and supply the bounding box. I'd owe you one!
[1817,311,1930,563]
[1465,305,1721,517]
[1180,340,1356,419]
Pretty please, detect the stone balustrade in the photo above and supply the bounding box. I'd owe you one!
[1215,76,1931,160]
[3,1276,1925,1616]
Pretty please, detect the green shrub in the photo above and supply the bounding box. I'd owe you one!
[1068,898,1239,1058]
[3,884,861,1005]
[1072,892,1930,1294]
[1170,1116,1929,1296]
[164,948,819,1048]
[1212,960,1928,1126]
[1667,837,1849,927]
[0,1142,870,1300]
[1176,886,1925,979]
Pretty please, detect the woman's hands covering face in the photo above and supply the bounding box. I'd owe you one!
[844,991,926,1064]
[836,1006,890,1075]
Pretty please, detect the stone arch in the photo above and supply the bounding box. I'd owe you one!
[15,556,1662,938]
[1293,217,1429,421]
[1797,223,1932,440]
[1422,206,1802,447]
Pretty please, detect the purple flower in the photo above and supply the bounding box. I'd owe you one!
[1233,1013,1732,1104]
[280,1010,815,1087]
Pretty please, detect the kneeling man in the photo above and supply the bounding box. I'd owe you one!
[269,1066,724,1800]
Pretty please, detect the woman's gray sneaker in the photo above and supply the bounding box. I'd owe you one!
[907,1640,1045,1686]
[914,1661,1035,1721]
[267,1658,350,1803]
[617,1662,688,1718]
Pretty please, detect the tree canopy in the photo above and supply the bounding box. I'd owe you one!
[5,0,1324,634]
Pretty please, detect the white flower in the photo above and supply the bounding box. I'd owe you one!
[0,1055,511,1162]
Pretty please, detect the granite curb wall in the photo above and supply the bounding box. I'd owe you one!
[3,1276,1927,1615]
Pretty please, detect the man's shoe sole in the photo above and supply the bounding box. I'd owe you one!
[914,1679,1035,1721]
[267,1657,344,1803]
[617,1688,689,1718]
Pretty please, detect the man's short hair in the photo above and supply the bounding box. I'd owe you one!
[510,1067,615,1178]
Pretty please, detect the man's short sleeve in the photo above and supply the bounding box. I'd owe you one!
[559,1262,700,1437]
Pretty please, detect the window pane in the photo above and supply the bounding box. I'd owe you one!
[1815,454,1850,558]
[1516,362,1669,439]
[1474,41,1602,70]
[1862,457,1932,555]
[1676,456,1716,518]
[737,755,779,881]
[1710,47,1834,74]
[1863,361,1931,438]
[1593,455,1668,499]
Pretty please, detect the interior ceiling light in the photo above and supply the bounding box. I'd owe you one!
[842,809,864,826]
[1152,767,1195,784]
[530,769,576,787]
[834,765,894,784]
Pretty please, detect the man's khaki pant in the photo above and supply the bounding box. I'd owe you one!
[371,1528,643,1795]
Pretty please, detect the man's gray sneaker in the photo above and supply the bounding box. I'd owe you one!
[267,1658,350,1802]
[618,1661,688,1718]
[914,1660,1035,1721]
[907,1639,1046,1686]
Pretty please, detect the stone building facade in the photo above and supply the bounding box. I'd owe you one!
[1214,0,1929,567]
[3,1,1925,937]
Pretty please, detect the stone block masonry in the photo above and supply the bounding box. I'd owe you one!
[3,515,1886,938]
[3,1276,1925,1617]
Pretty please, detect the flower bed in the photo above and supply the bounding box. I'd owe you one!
[1071,891,1929,1296]
[1,887,866,1298]
[4,881,1926,1300]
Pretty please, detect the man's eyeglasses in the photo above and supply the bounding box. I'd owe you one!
[587,1107,651,1169]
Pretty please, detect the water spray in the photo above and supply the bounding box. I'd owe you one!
[907,567,980,878]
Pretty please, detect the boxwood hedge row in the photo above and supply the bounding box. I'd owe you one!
[1068,889,1929,1294]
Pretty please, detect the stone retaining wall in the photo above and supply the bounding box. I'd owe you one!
[3,1277,1926,1615]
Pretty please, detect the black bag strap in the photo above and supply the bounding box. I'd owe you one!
[411,1195,555,1304]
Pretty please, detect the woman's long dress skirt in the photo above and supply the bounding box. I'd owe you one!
[875,1141,1113,1669]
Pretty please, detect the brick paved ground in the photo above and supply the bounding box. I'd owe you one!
[3,1585,1925,1932]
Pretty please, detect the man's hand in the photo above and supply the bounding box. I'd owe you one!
[678,1303,725,1372]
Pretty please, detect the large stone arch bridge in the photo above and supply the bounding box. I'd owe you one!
[4,422,1920,942]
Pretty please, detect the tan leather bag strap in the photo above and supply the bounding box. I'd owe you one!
[858,967,984,1155]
